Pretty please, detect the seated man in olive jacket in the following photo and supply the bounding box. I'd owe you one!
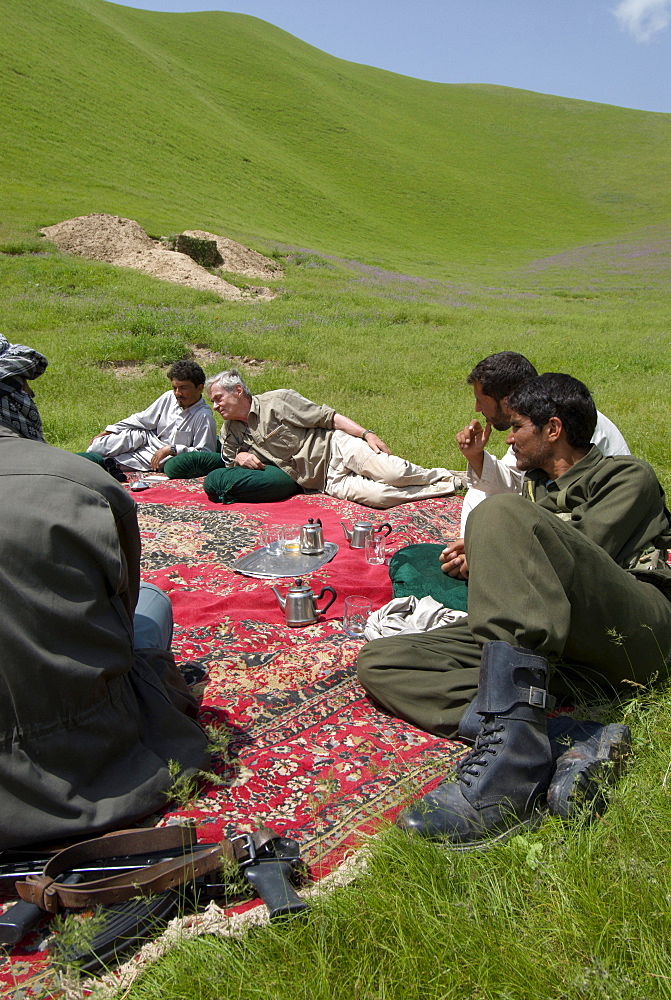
[0,336,208,849]
[358,374,671,845]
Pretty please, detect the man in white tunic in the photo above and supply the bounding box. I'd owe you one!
[87,360,216,472]
[456,352,629,537]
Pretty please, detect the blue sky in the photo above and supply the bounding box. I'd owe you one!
[108,0,671,113]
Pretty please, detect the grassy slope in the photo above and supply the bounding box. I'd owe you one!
[2,238,669,489]
[1,0,669,483]
[1,0,671,275]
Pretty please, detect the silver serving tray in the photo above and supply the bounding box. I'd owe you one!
[232,541,339,579]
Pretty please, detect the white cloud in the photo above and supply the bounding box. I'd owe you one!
[612,0,671,41]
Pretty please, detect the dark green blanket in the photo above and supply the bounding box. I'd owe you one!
[389,543,469,612]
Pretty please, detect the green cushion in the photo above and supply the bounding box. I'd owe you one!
[203,463,302,504]
[164,451,225,479]
[389,543,469,612]
[76,451,106,467]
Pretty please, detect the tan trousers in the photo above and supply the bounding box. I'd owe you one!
[325,430,459,509]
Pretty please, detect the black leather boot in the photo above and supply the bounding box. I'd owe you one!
[397,641,553,846]
[456,695,484,743]
[547,721,631,818]
[457,695,631,819]
[459,700,631,821]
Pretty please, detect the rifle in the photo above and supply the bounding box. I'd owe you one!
[0,827,309,970]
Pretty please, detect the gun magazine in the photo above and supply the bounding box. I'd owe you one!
[49,889,179,975]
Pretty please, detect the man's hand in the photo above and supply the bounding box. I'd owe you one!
[234,451,266,470]
[439,538,469,579]
[89,430,112,446]
[455,420,492,477]
[364,433,391,455]
[150,445,172,470]
[333,414,391,455]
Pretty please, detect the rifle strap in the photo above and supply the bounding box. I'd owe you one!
[15,827,233,913]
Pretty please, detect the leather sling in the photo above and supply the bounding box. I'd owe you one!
[14,826,235,913]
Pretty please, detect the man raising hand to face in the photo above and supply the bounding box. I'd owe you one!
[440,352,630,577]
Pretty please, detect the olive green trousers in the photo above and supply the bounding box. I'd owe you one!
[357,493,671,737]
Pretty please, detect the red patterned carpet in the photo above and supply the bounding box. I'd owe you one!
[1,480,465,997]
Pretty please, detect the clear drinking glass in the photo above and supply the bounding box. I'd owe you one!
[260,526,282,554]
[365,534,386,565]
[343,596,372,638]
[282,525,302,552]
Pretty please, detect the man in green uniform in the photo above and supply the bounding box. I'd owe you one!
[357,374,671,843]
[0,336,209,849]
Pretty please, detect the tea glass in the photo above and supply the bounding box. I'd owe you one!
[343,596,372,638]
[282,525,302,552]
[365,534,386,565]
[260,526,282,555]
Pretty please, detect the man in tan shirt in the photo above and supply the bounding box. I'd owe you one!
[206,370,461,509]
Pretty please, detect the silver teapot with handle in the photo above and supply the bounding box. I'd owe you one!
[340,519,392,549]
[299,517,324,555]
[272,578,337,627]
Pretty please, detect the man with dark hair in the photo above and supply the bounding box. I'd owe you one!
[455,350,629,538]
[357,373,671,845]
[507,372,597,449]
[87,359,216,472]
[0,337,209,848]
[466,350,538,401]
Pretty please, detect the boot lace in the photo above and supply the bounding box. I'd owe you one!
[456,718,504,786]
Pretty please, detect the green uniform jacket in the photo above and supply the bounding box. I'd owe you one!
[0,429,208,849]
[525,446,671,597]
[357,446,671,738]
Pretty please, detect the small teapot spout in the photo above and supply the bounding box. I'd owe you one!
[340,521,353,542]
[272,585,286,610]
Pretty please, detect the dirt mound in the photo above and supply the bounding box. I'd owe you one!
[41,213,156,261]
[40,214,276,300]
[182,230,281,279]
[113,246,245,297]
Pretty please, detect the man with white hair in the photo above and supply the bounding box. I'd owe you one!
[203,370,462,509]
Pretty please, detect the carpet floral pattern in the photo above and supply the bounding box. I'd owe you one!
[1,480,465,997]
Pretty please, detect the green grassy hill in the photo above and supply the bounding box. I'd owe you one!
[1,0,670,490]
[2,0,670,274]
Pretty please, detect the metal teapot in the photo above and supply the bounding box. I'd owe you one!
[272,578,337,627]
[340,519,392,549]
[299,517,325,555]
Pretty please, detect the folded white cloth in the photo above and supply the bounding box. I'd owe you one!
[364,595,467,640]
